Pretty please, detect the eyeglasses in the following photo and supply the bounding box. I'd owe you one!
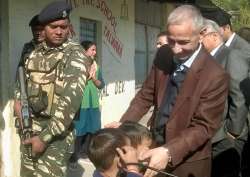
[201,32,218,39]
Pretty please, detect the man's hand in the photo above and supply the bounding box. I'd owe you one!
[104,121,122,128]
[23,136,46,156]
[139,147,170,177]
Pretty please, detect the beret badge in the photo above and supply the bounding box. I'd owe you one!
[62,10,67,18]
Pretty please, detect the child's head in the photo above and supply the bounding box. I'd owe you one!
[119,121,153,152]
[87,128,130,172]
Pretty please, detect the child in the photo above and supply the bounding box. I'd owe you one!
[119,121,153,174]
[119,121,153,153]
[87,128,143,177]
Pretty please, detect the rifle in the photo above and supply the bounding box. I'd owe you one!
[15,66,32,158]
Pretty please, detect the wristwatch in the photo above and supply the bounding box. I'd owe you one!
[164,148,172,164]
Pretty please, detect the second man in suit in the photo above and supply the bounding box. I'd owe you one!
[201,19,249,177]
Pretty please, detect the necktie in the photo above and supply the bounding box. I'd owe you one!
[153,65,188,145]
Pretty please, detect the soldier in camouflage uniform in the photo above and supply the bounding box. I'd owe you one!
[14,1,89,177]
[18,14,44,67]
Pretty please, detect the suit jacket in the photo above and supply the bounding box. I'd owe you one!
[228,34,250,136]
[121,47,229,170]
[228,33,250,51]
[212,45,249,143]
[213,44,229,67]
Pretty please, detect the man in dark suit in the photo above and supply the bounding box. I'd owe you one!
[201,19,249,177]
[108,5,229,177]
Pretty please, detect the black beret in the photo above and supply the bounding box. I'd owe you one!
[38,1,72,25]
[203,9,231,27]
[29,15,40,27]
[153,44,174,74]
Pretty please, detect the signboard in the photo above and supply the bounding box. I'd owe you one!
[67,0,124,58]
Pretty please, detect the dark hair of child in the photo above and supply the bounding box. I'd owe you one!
[87,128,129,172]
[119,121,152,149]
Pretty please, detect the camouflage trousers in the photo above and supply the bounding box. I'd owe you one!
[20,131,74,177]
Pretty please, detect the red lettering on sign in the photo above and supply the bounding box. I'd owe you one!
[67,1,124,58]
[68,0,117,33]
[96,0,101,8]
[104,25,123,58]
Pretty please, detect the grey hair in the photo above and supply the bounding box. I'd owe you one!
[167,5,204,34]
[203,19,223,37]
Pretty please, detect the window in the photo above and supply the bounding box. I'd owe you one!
[79,18,97,43]
[79,17,102,65]
[134,0,162,87]
[134,24,160,87]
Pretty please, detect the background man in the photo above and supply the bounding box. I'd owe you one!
[204,9,250,51]
[108,5,229,177]
[153,32,172,73]
[220,11,250,51]
[18,14,44,67]
[156,31,168,49]
[201,19,229,66]
[201,19,249,177]
[14,1,89,176]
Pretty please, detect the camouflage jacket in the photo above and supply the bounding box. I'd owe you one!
[16,40,89,144]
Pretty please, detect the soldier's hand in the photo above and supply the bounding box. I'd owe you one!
[23,136,46,155]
